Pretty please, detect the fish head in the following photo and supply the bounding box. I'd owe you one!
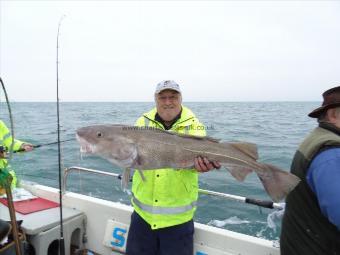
[76,125,137,168]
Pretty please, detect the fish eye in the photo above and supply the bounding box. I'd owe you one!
[97,132,103,138]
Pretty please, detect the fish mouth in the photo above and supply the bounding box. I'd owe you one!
[76,134,96,154]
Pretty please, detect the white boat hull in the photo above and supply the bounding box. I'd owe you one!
[19,182,280,255]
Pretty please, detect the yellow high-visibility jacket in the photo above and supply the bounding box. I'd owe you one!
[0,120,24,188]
[132,106,206,229]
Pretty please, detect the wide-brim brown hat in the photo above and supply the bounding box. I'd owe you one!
[308,86,340,118]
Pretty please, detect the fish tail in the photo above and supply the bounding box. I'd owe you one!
[258,163,300,202]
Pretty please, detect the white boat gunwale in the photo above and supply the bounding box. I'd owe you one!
[12,166,281,255]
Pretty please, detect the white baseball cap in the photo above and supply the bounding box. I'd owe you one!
[155,80,181,94]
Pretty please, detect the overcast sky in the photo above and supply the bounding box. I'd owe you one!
[0,1,339,102]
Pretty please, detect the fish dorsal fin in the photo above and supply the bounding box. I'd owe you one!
[229,142,258,160]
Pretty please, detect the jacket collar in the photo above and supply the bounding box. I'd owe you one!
[143,105,196,129]
[319,122,340,136]
[155,109,182,130]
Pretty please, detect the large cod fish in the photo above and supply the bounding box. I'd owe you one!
[76,124,300,202]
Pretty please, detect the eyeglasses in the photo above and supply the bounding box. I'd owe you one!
[157,95,180,101]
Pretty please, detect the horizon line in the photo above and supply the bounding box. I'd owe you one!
[4,100,320,103]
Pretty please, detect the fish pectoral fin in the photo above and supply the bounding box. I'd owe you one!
[121,168,132,190]
[137,169,146,182]
[257,163,301,202]
[133,155,143,167]
[228,142,258,160]
[225,165,253,181]
[115,143,139,168]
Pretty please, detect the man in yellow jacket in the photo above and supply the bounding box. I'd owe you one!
[126,80,220,255]
[0,120,34,190]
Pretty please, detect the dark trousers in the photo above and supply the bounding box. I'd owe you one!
[126,211,194,255]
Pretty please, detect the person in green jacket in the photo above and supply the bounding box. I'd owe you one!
[0,120,33,191]
[126,80,220,255]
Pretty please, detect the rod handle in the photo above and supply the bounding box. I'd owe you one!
[245,198,274,209]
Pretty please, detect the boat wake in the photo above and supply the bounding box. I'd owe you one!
[208,216,250,228]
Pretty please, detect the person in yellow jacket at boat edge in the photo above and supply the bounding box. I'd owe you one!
[0,120,34,193]
[126,80,221,255]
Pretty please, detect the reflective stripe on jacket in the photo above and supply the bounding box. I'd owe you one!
[132,106,206,229]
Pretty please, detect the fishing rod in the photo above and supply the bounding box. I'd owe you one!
[198,188,284,210]
[34,138,75,148]
[0,78,23,254]
[13,138,75,153]
[0,78,15,161]
[56,14,66,255]
[2,138,73,158]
